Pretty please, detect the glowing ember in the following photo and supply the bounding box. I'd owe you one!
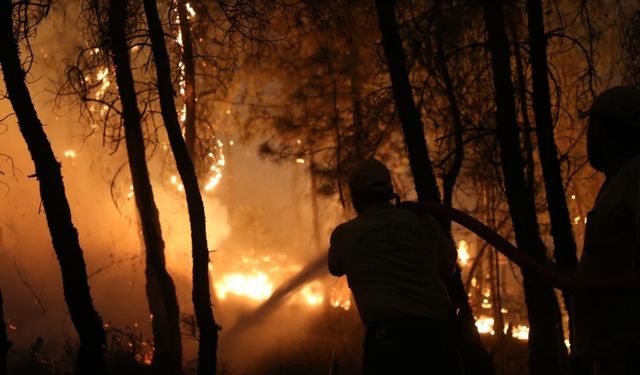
[204,143,225,191]
[511,324,530,340]
[475,316,532,341]
[298,281,325,306]
[475,316,495,335]
[296,158,305,164]
[457,240,470,266]
[330,277,352,310]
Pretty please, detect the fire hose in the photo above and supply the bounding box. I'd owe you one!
[225,201,640,338]
[412,201,640,291]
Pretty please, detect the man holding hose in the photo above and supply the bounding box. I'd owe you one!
[328,159,461,375]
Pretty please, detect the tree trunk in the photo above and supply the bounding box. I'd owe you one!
[142,1,218,374]
[526,0,579,317]
[345,1,366,160]
[508,12,537,200]
[177,0,197,162]
[0,290,9,375]
[373,0,439,204]
[107,2,183,374]
[374,1,494,374]
[483,1,570,374]
[0,2,106,373]
[309,158,323,254]
[434,0,465,235]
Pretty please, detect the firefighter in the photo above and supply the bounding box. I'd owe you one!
[573,86,640,374]
[328,158,461,375]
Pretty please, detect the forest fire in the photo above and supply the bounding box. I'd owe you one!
[215,271,273,301]
[474,316,530,341]
[3,0,640,374]
[211,254,346,309]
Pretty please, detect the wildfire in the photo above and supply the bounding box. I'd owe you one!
[511,324,530,340]
[475,316,495,335]
[170,3,227,194]
[211,254,348,309]
[215,271,273,301]
[457,240,470,266]
[203,141,225,191]
[474,315,531,341]
[298,281,325,306]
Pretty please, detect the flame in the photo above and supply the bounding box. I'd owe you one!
[64,149,77,158]
[298,281,325,306]
[457,240,470,266]
[210,253,349,309]
[475,315,531,341]
[330,277,352,310]
[475,316,495,335]
[215,271,273,301]
[511,324,529,340]
[170,3,226,194]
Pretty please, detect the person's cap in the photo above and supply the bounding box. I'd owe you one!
[348,159,393,193]
[580,86,640,120]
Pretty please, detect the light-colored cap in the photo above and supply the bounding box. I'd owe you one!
[348,158,393,193]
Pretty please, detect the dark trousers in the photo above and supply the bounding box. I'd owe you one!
[363,317,463,375]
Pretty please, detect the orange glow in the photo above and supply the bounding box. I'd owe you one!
[215,271,273,301]
[457,240,470,266]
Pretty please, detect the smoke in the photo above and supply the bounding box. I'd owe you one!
[0,9,352,373]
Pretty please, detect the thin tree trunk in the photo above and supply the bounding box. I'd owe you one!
[345,1,366,160]
[107,2,183,374]
[374,2,494,374]
[309,157,322,253]
[0,290,9,375]
[483,1,570,374]
[142,1,218,374]
[526,0,579,318]
[434,0,464,234]
[509,14,537,198]
[373,0,439,203]
[0,2,106,373]
[177,0,197,162]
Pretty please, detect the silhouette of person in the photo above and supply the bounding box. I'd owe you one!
[573,86,640,375]
[328,159,462,375]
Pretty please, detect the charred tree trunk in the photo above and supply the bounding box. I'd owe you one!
[0,2,106,373]
[0,290,9,375]
[526,0,579,316]
[177,0,197,162]
[374,1,494,374]
[142,0,219,374]
[107,2,183,374]
[483,1,570,374]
